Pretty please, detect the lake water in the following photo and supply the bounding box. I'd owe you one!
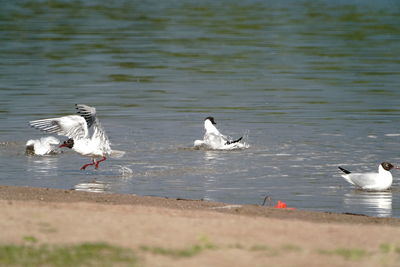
[1,0,400,217]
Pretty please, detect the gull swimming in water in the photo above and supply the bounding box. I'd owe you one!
[25,136,60,156]
[29,104,119,170]
[338,162,398,191]
[194,116,248,150]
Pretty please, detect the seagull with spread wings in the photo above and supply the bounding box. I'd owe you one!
[29,104,112,170]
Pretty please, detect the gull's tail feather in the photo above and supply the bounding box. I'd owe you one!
[338,166,351,174]
[225,136,243,145]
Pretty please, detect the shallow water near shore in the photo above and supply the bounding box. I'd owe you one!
[1,0,400,217]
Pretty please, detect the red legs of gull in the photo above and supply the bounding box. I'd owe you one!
[95,156,107,169]
[80,159,95,170]
[80,157,107,170]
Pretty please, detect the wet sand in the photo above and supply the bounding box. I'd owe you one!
[1,185,400,266]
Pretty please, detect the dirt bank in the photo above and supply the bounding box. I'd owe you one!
[1,185,399,266]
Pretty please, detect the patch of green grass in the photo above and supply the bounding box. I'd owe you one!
[249,244,270,251]
[224,242,304,256]
[227,243,245,249]
[249,245,279,256]
[380,243,392,253]
[140,245,203,258]
[319,248,368,260]
[140,239,217,258]
[380,243,400,254]
[22,236,38,244]
[281,244,302,252]
[0,242,138,267]
[37,222,58,234]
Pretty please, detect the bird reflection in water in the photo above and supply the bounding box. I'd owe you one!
[204,150,219,161]
[202,150,227,202]
[27,156,59,176]
[74,180,110,193]
[344,190,393,218]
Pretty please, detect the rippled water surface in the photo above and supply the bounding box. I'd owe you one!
[1,0,400,217]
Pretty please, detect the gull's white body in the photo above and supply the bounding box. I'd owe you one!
[341,164,393,191]
[25,136,60,155]
[194,118,248,150]
[73,135,109,158]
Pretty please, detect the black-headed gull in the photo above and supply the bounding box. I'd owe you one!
[338,162,399,191]
[25,136,60,156]
[194,116,247,150]
[29,104,112,170]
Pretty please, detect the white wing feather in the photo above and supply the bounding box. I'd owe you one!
[29,115,88,139]
[343,173,379,188]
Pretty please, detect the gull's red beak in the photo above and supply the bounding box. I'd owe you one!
[59,144,67,148]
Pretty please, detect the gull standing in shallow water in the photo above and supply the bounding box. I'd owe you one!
[338,162,399,191]
[194,116,248,150]
[29,104,114,170]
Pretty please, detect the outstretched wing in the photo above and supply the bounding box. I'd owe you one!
[76,104,111,154]
[29,115,88,139]
[76,104,97,128]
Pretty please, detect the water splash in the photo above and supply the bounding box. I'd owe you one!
[115,165,134,178]
[74,181,110,193]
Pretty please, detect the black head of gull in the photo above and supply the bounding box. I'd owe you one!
[381,162,396,171]
[205,116,216,125]
[59,138,74,149]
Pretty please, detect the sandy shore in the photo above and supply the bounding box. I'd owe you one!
[1,185,400,266]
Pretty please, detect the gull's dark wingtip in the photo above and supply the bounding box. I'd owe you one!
[338,166,351,174]
[225,136,243,145]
